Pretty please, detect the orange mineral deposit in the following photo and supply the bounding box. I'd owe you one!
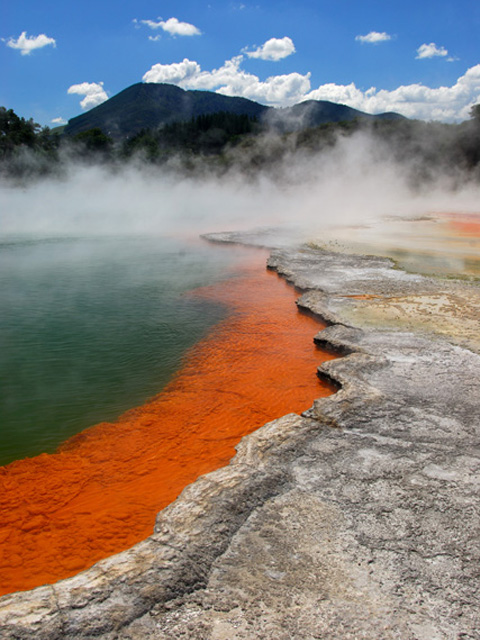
[0,252,336,596]
[446,212,480,237]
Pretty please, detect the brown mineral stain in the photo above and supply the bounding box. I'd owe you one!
[0,253,336,596]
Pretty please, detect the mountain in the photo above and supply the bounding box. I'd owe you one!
[64,83,269,138]
[64,83,404,139]
[266,100,404,132]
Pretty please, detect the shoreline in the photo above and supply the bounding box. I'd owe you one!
[1,236,480,639]
[0,251,334,600]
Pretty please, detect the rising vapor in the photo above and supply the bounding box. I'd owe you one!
[1,124,480,243]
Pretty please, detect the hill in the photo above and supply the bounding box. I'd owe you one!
[64,83,404,139]
[64,83,269,139]
[266,100,404,132]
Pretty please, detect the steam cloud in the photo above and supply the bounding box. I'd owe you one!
[1,128,479,244]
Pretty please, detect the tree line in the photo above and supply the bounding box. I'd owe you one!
[0,108,260,177]
[122,111,259,161]
[1,104,480,183]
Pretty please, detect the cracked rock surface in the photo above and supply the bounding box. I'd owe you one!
[1,240,479,639]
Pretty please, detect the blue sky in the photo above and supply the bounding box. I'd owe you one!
[2,0,480,126]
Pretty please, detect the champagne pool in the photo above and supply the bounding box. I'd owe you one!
[0,235,247,466]
[0,235,336,596]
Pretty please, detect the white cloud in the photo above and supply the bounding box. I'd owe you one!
[244,37,295,61]
[67,82,109,110]
[142,51,480,121]
[5,31,56,55]
[355,31,391,44]
[143,55,310,106]
[416,42,448,59]
[141,17,201,36]
[304,64,480,122]
[143,59,202,84]
[51,117,67,125]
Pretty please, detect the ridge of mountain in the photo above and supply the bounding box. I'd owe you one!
[266,99,404,132]
[64,83,268,138]
[64,82,405,139]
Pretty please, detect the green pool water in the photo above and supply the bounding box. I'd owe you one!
[0,235,245,466]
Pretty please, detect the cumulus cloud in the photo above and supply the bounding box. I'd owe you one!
[67,82,109,110]
[244,37,295,61]
[5,31,56,55]
[143,55,310,106]
[142,48,480,121]
[143,59,202,84]
[355,31,391,44]
[51,117,67,125]
[416,42,448,59]
[140,17,201,36]
[304,64,480,122]
[216,68,310,106]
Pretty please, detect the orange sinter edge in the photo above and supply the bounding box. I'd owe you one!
[0,252,336,596]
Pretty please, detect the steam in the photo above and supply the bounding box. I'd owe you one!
[1,127,479,245]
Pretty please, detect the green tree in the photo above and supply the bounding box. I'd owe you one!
[0,107,61,177]
[470,104,480,124]
[73,128,113,153]
[0,107,39,157]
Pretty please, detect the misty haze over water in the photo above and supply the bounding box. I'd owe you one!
[1,126,480,465]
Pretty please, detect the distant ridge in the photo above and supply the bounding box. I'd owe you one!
[266,100,405,132]
[64,83,405,139]
[64,83,268,138]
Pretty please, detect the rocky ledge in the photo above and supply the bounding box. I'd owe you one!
[1,238,479,639]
